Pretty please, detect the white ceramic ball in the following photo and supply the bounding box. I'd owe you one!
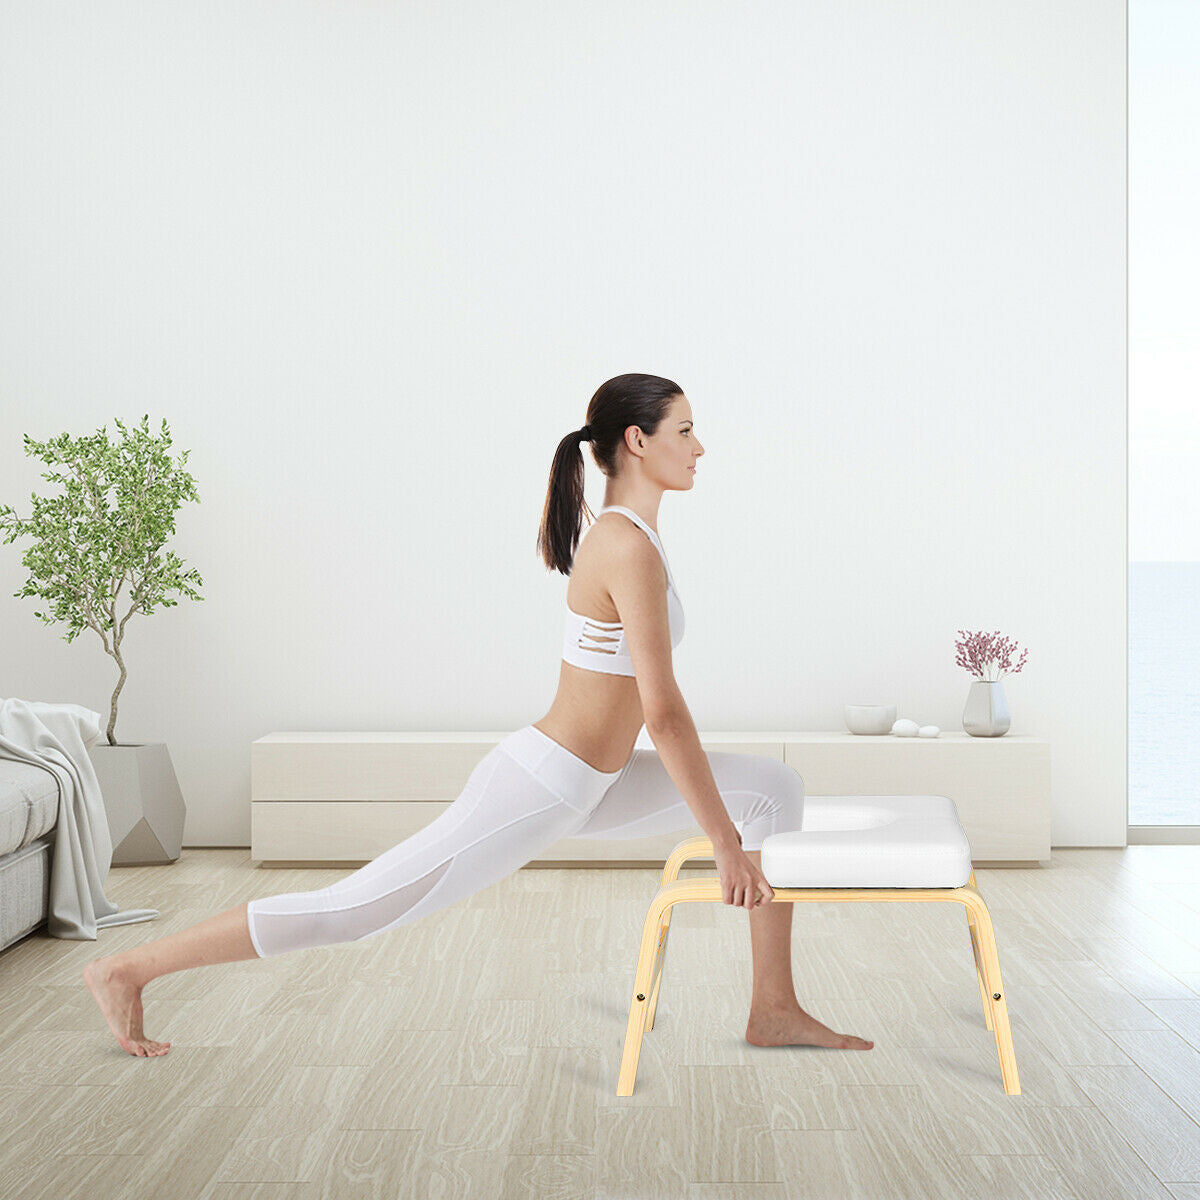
[917,725,941,738]
[891,718,920,736]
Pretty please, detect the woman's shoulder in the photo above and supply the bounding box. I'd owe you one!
[575,514,664,589]
[582,511,655,556]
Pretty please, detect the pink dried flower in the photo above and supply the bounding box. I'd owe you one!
[954,629,1028,682]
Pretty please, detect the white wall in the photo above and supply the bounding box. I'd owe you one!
[0,1,1126,848]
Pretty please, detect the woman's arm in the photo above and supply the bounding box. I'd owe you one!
[606,532,741,849]
[608,532,770,908]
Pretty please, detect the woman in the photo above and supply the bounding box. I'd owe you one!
[83,373,873,1057]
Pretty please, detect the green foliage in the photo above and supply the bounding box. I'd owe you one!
[0,414,204,742]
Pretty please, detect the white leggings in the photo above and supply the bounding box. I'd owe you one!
[245,724,805,958]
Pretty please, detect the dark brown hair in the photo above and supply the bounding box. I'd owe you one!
[536,372,683,576]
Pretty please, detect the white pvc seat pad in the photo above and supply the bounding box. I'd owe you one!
[760,795,973,889]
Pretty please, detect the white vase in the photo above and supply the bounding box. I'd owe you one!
[963,679,1010,737]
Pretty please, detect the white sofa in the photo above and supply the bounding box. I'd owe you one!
[0,757,57,951]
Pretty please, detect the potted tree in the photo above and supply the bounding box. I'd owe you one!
[0,415,203,864]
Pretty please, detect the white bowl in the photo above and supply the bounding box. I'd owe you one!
[843,703,897,735]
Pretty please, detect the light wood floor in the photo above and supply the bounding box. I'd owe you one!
[2,846,1200,1199]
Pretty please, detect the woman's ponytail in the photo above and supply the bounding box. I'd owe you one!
[536,426,594,575]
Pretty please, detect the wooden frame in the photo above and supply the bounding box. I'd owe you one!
[617,835,1021,1097]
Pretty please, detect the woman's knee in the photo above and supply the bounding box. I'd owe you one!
[247,855,458,957]
[756,756,805,829]
[733,757,804,849]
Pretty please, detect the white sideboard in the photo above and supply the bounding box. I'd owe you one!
[250,731,1050,868]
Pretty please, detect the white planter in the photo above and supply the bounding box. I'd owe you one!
[88,742,186,865]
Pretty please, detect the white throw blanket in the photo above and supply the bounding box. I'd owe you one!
[0,698,159,940]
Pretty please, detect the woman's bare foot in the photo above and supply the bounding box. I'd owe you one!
[746,1003,874,1050]
[82,957,171,1057]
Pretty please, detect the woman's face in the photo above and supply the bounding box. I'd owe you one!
[637,393,704,490]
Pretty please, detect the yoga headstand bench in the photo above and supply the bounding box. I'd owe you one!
[618,794,1021,1097]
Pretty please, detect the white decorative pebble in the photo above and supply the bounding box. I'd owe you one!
[917,725,941,737]
[891,719,920,736]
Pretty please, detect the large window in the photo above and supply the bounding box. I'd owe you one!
[1129,1,1200,837]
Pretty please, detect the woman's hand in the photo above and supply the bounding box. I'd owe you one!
[712,832,775,910]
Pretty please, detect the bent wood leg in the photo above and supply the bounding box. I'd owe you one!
[957,885,1021,1095]
[618,878,723,1096]
[965,868,994,1030]
[646,836,713,1030]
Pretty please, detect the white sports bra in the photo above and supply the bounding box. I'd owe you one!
[562,505,685,677]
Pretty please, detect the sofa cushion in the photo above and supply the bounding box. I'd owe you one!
[0,759,60,857]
